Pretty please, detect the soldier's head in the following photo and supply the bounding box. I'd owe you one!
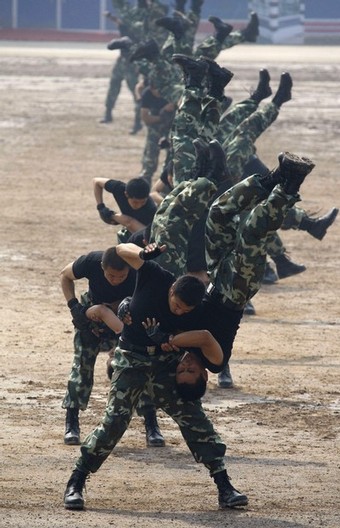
[101,247,130,285]
[125,178,150,209]
[168,275,205,315]
[175,350,208,401]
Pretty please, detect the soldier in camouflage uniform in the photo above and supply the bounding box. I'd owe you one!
[101,0,168,130]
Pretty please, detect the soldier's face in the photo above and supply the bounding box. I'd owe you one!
[175,352,207,385]
[103,266,129,286]
[168,293,194,315]
[125,195,148,210]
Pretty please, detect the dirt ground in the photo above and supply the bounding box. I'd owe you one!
[0,41,339,528]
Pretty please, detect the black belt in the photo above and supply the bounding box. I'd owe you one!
[118,338,157,354]
[206,284,244,311]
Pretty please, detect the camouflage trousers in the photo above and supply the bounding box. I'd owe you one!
[217,98,258,145]
[223,102,279,185]
[281,205,308,229]
[62,293,156,414]
[266,206,310,258]
[150,177,217,275]
[148,57,183,105]
[140,119,174,184]
[105,55,139,115]
[206,175,298,306]
[195,31,245,60]
[172,88,222,186]
[76,346,226,475]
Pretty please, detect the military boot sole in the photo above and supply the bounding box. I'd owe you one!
[279,151,315,177]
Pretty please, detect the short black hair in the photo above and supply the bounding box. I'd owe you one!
[102,247,129,271]
[177,375,207,401]
[172,275,205,307]
[126,178,150,199]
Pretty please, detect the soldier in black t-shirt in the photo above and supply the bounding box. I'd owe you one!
[94,176,157,243]
[60,246,165,448]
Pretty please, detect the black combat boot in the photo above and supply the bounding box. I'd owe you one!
[203,57,234,101]
[175,0,187,13]
[272,253,306,279]
[191,0,204,16]
[278,151,315,195]
[207,139,231,185]
[172,54,208,88]
[64,408,80,445]
[217,364,233,389]
[241,12,259,42]
[213,470,248,509]
[299,207,339,240]
[204,57,234,99]
[262,261,278,284]
[144,409,165,447]
[208,16,233,43]
[129,39,160,62]
[272,72,293,108]
[64,468,89,510]
[244,299,256,315]
[99,110,113,124]
[251,68,272,103]
[155,15,190,40]
[107,36,133,51]
[192,137,210,179]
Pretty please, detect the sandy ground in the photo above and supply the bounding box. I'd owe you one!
[0,42,339,528]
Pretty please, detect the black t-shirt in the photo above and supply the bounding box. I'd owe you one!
[121,261,190,346]
[72,251,136,304]
[180,294,243,371]
[141,87,168,116]
[104,179,157,226]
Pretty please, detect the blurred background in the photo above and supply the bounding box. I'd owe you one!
[0,0,339,44]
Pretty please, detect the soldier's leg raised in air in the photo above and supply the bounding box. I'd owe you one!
[150,176,217,275]
[223,101,279,185]
[206,152,315,305]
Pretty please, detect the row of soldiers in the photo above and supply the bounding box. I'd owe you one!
[61,0,338,451]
